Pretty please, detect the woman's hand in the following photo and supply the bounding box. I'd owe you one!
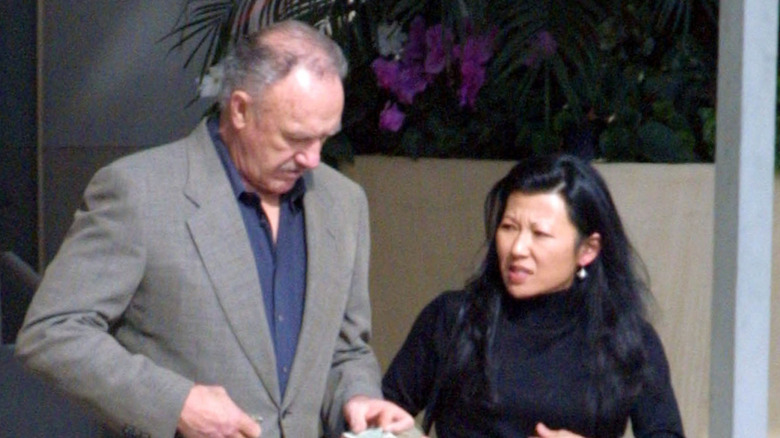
[530,422,586,438]
[342,395,415,434]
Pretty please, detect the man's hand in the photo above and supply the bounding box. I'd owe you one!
[342,395,415,435]
[177,384,262,438]
[531,422,586,438]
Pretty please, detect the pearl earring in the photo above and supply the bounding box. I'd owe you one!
[577,266,587,280]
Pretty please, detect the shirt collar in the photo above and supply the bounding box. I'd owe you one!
[207,116,306,208]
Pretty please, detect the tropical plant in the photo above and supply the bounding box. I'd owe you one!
[162,0,720,164]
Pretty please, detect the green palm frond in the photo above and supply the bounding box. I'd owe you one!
[161,1,231,75]
[487,0,605,77]
[653,0,718,33]
[161,0,348,80]
[481,0,607,128]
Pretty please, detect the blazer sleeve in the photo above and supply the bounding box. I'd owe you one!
[14,162,193,438]
[320,184,384,436]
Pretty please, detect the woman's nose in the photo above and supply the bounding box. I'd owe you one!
[511,232,531,256]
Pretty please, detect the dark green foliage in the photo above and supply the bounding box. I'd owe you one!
[163,0,722,164]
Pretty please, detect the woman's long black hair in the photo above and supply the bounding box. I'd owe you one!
[424,154,652,436]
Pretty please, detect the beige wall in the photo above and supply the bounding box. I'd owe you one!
[342,156,779,438]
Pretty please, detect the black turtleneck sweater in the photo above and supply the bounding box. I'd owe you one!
[382,290,684,438]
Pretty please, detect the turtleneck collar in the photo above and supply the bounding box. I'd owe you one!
[501,287,583,330]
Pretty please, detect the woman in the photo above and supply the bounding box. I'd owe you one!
[382,154,684,437]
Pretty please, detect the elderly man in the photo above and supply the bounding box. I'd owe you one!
[16,20,413,438]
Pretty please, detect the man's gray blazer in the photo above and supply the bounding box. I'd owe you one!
[15,120,383,438]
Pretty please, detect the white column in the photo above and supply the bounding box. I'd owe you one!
[711,0,776,437]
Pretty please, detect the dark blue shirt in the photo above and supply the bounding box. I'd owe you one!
[208,117,306,397]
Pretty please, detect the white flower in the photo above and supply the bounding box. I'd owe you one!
[377,22,407,58]
[196,62,225,98]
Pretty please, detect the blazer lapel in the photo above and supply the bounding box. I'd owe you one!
[183,121,282,403]
[283,171,344,404]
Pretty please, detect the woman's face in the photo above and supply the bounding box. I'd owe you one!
[495,191,600,299]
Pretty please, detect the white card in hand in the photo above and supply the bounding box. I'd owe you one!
[344,427,425,438]
[343,428,394,438]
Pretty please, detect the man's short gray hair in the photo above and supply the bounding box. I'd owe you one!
[218,20,348,110]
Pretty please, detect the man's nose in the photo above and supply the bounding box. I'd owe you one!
[295,146,321,169]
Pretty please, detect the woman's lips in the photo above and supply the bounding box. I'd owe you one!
[507,265,532,283]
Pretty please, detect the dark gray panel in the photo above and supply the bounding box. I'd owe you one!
[43,2,213,148]
[0,0,38,269]
[42,145,144,263]
[1,345,102,436]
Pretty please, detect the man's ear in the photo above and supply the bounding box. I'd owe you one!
[577,232,602,267]
[228,90,253,130]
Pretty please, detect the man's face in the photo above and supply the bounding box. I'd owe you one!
[229,67,344,199]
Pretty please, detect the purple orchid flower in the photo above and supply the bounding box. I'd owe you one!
[379,101,406,132]
[453,28,496,108]
[402,16,427,64]
[372,58,401,91]
[523,30,558,68]
[458,60,487,108]
[393,64,429,104]
[455,28,497,66]
[424,24,454,75]
[536,30,558,58]
[372,15,498,130]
